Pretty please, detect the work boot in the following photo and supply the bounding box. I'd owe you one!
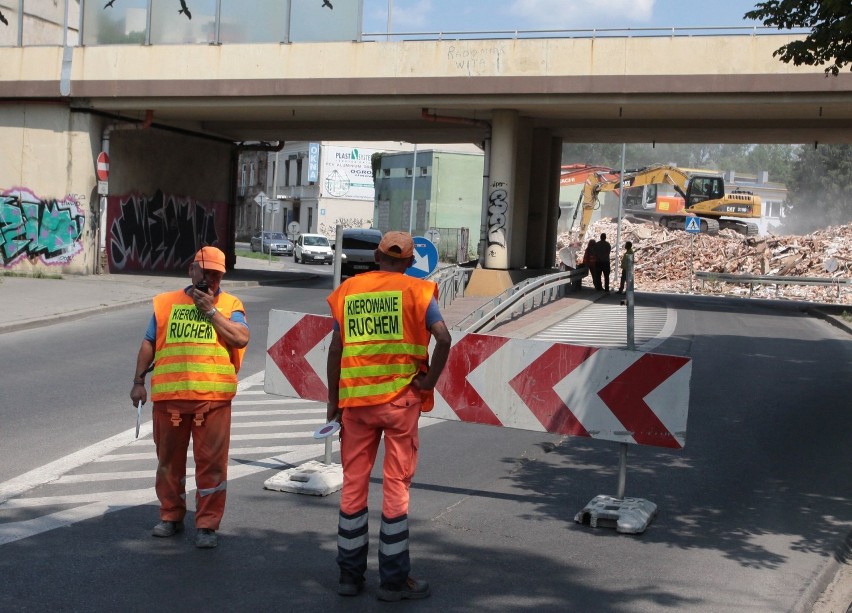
[338,571,365,597]
[376,577,431,602]
[151,520,184,538]
[195,528,218,549]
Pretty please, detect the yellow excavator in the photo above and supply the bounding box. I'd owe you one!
[573,164,762,241]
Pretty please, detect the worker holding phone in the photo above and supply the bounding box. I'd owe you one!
[129,246,250,549]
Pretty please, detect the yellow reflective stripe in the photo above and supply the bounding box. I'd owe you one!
[151,380,237,394]
[156,345,230,359]
[341,363,417,379]
[153,362,236,377]
[342,342,427,358]
[339,376,411,400]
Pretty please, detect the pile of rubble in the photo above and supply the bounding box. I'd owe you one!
[557,220,852,304]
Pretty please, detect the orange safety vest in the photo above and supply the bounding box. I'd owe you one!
[150,289,246,402]
[327,271,438,408]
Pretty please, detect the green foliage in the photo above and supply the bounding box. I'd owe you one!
[781,143,852,233]
[745,1,852,75]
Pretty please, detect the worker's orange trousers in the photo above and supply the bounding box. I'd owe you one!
[339,387,421,518]
[337,387,421,585]
[152,402,231,530]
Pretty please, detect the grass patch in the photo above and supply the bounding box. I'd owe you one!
[236,249,289,261]
[841,310,852,323]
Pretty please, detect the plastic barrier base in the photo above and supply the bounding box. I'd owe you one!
[574,495,657,534]
[263,460,343,496]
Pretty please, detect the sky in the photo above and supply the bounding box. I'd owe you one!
[361,0,767,35]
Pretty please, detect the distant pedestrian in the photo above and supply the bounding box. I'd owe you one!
[130,246,250,549]
[618,241,634,294]
[582,239,600,290]
[326,231,451,601]
[594,233,612,293]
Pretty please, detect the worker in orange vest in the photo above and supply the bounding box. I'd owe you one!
[130,246,249,549]
[326,231,451,601]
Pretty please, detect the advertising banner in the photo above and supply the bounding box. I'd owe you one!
[322,146,378,201]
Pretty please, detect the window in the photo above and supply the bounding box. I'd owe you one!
[420,166,428,176]
[249,162,256,187]
[383,168,391,177]
[296,159,303,186]
[406,168,413,177]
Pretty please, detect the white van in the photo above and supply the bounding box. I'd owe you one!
[294,233,333,264]
[338,228,383,277]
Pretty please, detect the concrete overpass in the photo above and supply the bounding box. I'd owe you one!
[2,33,851,277]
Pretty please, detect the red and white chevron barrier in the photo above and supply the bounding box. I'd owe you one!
[265,310,692,449]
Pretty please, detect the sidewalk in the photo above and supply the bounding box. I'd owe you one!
[0,256,309,335]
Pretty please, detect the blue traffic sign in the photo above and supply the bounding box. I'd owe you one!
[406,235,439,279]
[685,217,701,234]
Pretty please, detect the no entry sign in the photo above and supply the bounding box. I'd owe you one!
[96,152,110,181]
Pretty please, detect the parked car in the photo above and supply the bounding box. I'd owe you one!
[250,231,294,256]
[294,233,333,264]
[338,227,382,277]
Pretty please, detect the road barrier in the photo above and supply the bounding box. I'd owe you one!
[695,271,851,300]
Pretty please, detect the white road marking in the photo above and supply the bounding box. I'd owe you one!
[0,368,441,547]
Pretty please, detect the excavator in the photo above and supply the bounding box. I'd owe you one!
[574,164,762,239]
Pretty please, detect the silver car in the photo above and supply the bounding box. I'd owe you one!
[250,231,294,256]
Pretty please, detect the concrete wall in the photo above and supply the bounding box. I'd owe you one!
[2,35,820,85]
[105,128,233,273]
[1,103,99,275]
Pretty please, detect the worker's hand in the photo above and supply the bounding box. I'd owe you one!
[193,286,214,314]
[130,383,147,406]
[410,372,435,392]
[326,403,342,423]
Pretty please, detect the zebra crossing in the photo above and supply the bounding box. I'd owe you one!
[532,300,676,352]
[0,371,335,547]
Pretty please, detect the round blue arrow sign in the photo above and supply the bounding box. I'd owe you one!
[406,236,439,278]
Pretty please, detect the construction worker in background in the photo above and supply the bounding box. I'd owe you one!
[130,246,250,549]
[582,238,599,290]
[326,231,452,602]
[618,241,634,295]
[594,232,613,293]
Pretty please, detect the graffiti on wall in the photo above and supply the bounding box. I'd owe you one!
[0,188,85,267]
[108,190,227,272]
[486,181,509,268]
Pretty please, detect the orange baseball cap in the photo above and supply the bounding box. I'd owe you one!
[193,246,226,272]
[377,231,414,259]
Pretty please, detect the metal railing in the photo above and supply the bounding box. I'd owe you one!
[695,271,851,299]
[427,265,473,309]
[453,267,587,333]
[362,25,810,43]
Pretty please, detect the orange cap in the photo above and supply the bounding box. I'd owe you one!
[193,246,226,272]
[377,231,414,259]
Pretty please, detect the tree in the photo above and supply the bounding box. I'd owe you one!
[744,1,852,75]
[781,144,852,233]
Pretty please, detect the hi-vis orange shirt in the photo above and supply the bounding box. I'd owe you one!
[327,271,438,408]
[150,289,246,402]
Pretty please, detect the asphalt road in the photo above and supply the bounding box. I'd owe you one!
[0,291,850,612]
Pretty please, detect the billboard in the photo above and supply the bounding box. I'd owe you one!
[322,146,377,201]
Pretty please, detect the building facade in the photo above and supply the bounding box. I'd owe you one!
[373,149,484,262]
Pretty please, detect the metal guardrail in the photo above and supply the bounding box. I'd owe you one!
[362,25,810,42]
[695,271,852,299]
[453,267,587,333]
[427,265,474,309]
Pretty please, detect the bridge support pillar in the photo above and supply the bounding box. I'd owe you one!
[526,129,562,269]
[484,109,518,270]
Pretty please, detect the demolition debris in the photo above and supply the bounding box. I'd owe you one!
[558,220,852,304]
